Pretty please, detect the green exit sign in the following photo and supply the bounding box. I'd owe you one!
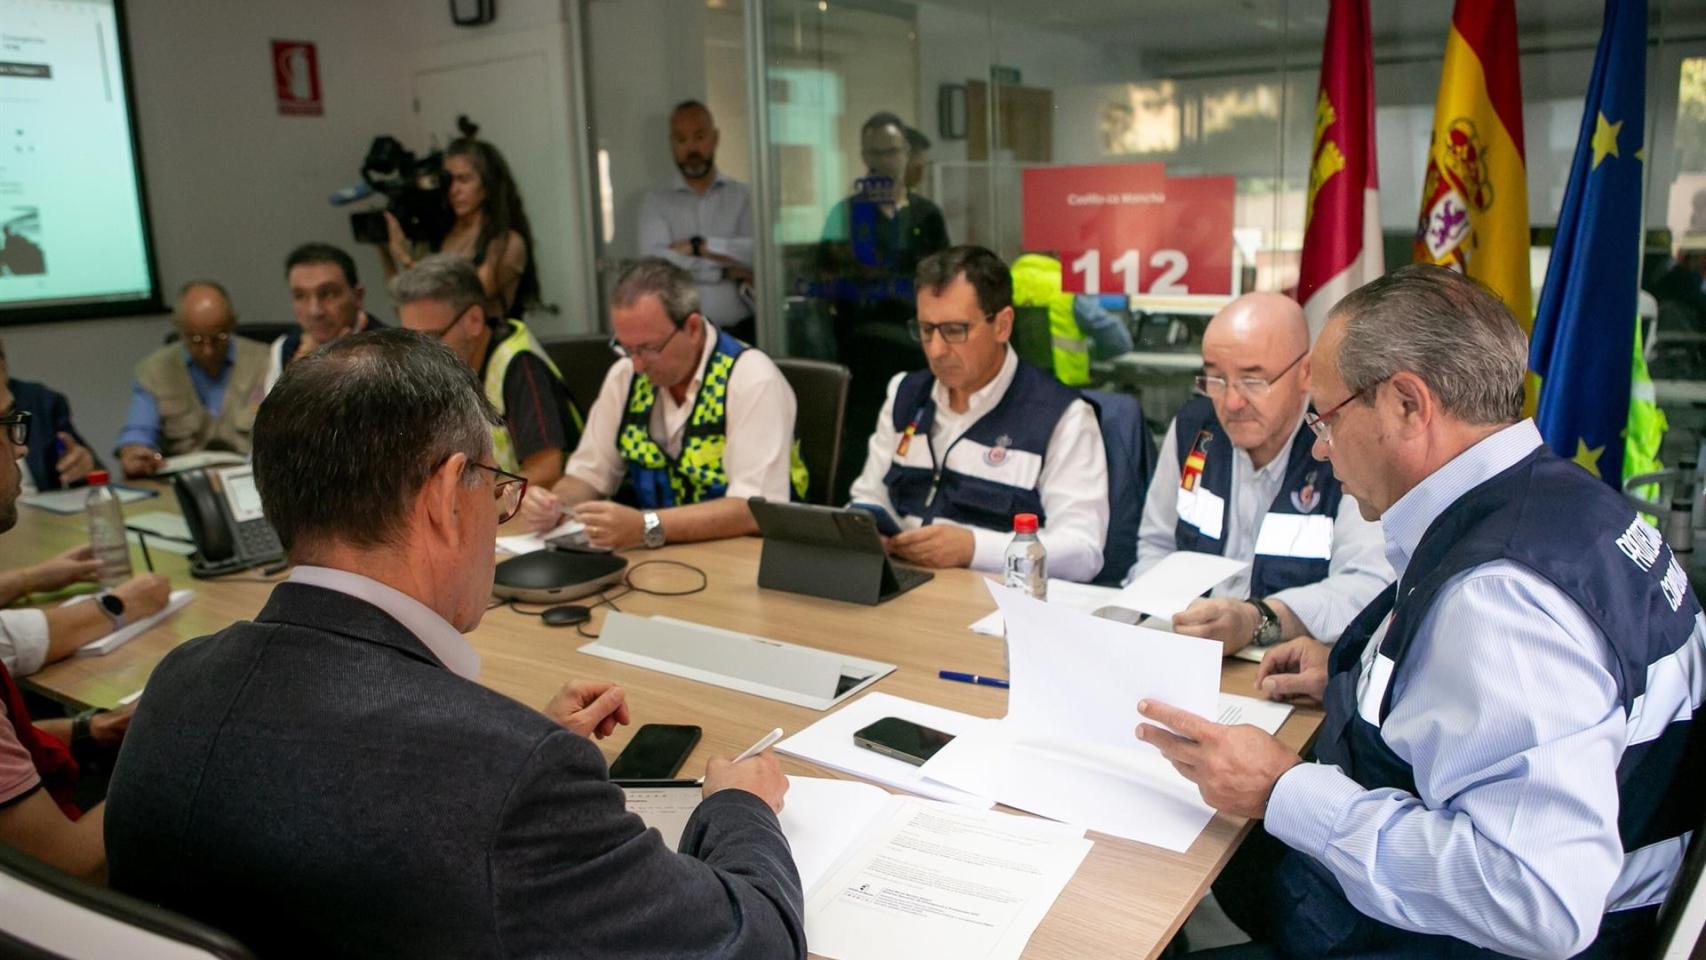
[990,65,1022,86]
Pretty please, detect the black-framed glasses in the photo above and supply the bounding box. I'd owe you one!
[468,462,528,523]
[1306,386,1372,444]
[908,313,997,344]
[1194,350,1307,400]
[610,325,682,360]
[184,332,232,347]
[0,411,29,446]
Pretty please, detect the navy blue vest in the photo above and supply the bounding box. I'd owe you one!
[1270,448,1703,958]
[1171,397,1342,598]
[883,360,1079,533]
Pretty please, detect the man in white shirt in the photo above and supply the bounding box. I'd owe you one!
[847,246,1109,582]
[1131,292,1391,653]
[515,258,805,549]
[636,101,755,342]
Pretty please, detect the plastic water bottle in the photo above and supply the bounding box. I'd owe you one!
[85,470,132,588]
[1004,513,1047,600]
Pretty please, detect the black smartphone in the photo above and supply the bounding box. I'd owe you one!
[609,724,703,780]
[852,716,955,767]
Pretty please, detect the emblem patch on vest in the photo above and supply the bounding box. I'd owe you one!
[986,434,1012,466]
[1181,430,1211,491]
[1290,469,1321,513]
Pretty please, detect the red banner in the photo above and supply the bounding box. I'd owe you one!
[1021,164,1235,298]
[271,40,322,117]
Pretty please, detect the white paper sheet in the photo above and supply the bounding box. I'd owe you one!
[967,578,1124,636]
[65,589,194,656]
[1111,551,1248,621]
[622,783,703,851]
[1217,693,1293,735]
[992,582,1222,752]
[19,485,156,515]
[803,796,1091,960]
[495,517,587,555]
[774,693,993,807]
[778,777,899,895]
[125,511,197,556]
[155,451,247,475]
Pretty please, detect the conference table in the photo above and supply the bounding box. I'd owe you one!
[14,492,1323,959]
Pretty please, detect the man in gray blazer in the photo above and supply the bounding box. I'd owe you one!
[104,329,804,958]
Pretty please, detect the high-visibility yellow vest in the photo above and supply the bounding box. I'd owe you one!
[1010,254,1092,386]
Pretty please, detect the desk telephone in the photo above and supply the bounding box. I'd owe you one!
[172,465,285,578]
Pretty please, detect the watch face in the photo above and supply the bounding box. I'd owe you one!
[99,592,125,616]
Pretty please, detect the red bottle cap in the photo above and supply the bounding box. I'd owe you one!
[1013,513,1039,534]
[87,470,110,485]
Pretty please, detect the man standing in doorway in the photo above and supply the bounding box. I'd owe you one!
[637,100,756,344]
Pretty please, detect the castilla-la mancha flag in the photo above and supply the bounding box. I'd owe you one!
[1413,0,1532,329]
[1297,0,1381,339]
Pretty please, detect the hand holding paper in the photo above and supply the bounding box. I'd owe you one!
[1136,699,1302,819]
[1112,551,1248,621]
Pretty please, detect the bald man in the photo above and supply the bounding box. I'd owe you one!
[1130,293,1391,654]
[116,281,271,477]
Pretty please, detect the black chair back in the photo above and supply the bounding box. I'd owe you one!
[774,357,851,506]
[1652,750,1706,959]
[0,843,254,959]
[542,334,618,421]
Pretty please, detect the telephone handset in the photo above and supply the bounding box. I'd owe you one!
[172,464,284,578]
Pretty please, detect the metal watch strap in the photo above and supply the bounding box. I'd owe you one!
[1248,598,1281,646]
[642,511,665,549]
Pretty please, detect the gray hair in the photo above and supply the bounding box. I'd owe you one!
[391,253,488,319]
[1328,263,1527,425]
[252,328,502,557]
[611,257,701,328]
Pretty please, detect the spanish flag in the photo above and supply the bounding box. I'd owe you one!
[1297,0,1381,340]
[1413,0,1531,329]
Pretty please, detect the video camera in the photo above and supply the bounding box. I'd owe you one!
[340,135,453,248]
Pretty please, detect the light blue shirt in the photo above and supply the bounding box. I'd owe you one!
[635,170,754,326]
[115,341,236,451]
[1265,419,1638,959]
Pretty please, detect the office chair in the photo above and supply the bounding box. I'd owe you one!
[774,357,850,506]
[543,334,618,422]
[1652,797,1706,959]
[0,843,254,959]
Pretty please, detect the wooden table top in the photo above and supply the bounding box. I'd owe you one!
[13,495,1321,959]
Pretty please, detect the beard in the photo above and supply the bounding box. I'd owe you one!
[676,152,714,179]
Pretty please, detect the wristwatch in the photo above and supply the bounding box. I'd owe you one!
[690,235,704,258]
[642,511,666,549]
[94,589,127,629]
[1248,598,1281,647]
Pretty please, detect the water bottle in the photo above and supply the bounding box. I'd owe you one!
[85,470,132,588]
[1004,513,1047,600]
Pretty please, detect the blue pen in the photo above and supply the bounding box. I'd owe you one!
[938,670,1009,689]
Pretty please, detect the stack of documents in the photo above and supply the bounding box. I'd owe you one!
[495,516,586,555]
[627,776,1091,960]
[923,581,1232,852]
[63,589,195,657]
[968,551,1247,636]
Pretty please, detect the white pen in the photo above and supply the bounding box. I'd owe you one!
[731,727,784,764]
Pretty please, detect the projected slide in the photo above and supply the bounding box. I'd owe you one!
[1,0,157,319]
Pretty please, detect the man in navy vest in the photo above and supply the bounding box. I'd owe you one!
[1133,292,1391,655]
[1139,264,1704,959]
[847,245,1109,581]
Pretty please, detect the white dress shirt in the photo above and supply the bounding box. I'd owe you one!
[1130,415,1392,643]
[636,171,754,326]
[564,324,798,502]
[288,565,480,681]
[1265,419,1695,958]
[0,609,50,678]
[848,348,1110,583]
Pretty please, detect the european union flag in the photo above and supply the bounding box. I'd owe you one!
[1530,0,1647,487]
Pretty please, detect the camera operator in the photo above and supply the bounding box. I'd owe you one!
[375,131,539,319]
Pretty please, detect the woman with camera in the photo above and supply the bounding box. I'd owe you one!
[378,129,540,317]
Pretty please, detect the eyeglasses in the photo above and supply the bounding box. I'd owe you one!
[1305,386,1372,445]
[468,462,528,523]
[610,325,682,360]
[908,313,997,344]
[0,411,29,446]
[1195,350,1307,400]
[185,332,232,347]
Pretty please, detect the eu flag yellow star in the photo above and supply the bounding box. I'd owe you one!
[1573,438,1605,478]
[1591,112,1622,169]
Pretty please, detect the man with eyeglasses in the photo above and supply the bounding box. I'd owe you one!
[115,280,270,478]
[514,258,806,549]
[393,254,581,489]
[106,329,804,957]
[1130,292,1391,656]
[846,245,1109,581]
[1139,265,1704,959]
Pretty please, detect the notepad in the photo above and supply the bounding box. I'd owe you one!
[63,589,195,657]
